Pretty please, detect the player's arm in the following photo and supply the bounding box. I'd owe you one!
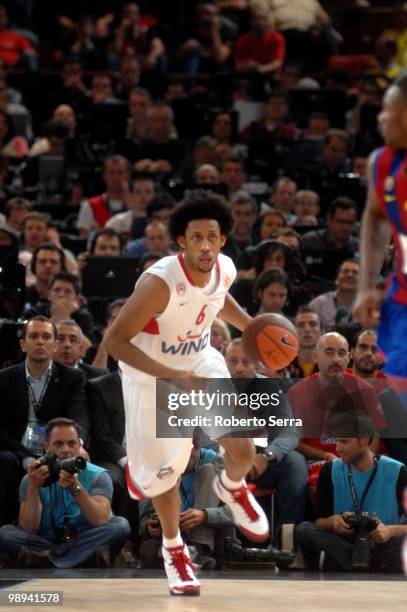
[218,292,252,332]
[353,152,392,326]
[104,274,192,378]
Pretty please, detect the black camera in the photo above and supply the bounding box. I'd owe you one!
[51,517,78,557]
[224,538,295,569]
[343,512,378,571]
[37,452,86,487]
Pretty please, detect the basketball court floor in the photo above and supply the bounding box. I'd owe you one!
[1,569,406,611]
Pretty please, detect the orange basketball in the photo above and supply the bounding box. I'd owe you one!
[242,313,299,371]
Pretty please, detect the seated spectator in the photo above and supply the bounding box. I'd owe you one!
[54,320,107,380]
[252,267,291,316]
[296,412,407,573]
[288,332,385,465]
[0,317,89,526]
[77,227,122,278]
[106,175,156,240]
[0,5,37,71]
[210,318,232,353]
[116,57,141,100]
[241,91,298,180]
[234,3,285,76]
[236,237,290,279]
[267,176,297,222]
[277,227,302,251]
[309,259,359,329]
[24,243,66,308]
[21,120,70,191]
[220,155,247,198]
[223,191,258,261]
[301,197,359,282]
[23,272,96,344]
[138,433,234,569]
[133,102,188,177]
[28,104,90,172]
[127,220,171,259]
[255,208,286,242]
[225,339,308,529]
[292,190,320,226]
[288,306,322,378]
[0,197,32,237]
[121,87,152,157]
[59,14,106,71]
[112,1,165,73]
[85,298,126,371]
[87,371,138,537]
[76,155,132,240]
[194,163,221,185]
[294,130,352,210]
[0,58,23,104]
[0,417,130,568]
[265,0,339,70]
[0,77,32,141]
[183,136,218,182]
[51,57,89,110]
[176,2,232,76]
[19,212,50,287]
[351,329,386,383]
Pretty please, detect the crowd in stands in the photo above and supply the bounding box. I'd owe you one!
[0,0,407,572]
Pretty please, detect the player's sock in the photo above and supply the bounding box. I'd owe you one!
[163,531,183,549]
[220,470,244,490]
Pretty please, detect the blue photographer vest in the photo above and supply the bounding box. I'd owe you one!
[332,455,402,525]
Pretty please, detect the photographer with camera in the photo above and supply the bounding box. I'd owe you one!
[296,412,407,572]
[0,418,130,568]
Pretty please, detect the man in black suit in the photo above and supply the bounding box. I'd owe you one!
[0,316,89,525]
[88,371,138,537]
[53,320,107,380]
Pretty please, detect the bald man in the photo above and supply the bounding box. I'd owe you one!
[288,332,386,462]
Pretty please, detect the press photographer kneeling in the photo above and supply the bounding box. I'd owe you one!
[0,418,130,568]
[296,412,407,573]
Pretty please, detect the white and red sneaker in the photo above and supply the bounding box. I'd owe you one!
[162,544,201,596]
[213,475,270,542]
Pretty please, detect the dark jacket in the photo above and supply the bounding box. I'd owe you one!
[79,362,108,381]
[88,371,125,465]
[0,361,89,460]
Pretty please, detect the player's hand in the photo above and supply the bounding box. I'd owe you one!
[179,509,207,531]
[248,453,268,481]
[353,290,381,326]
[331,514,354,537]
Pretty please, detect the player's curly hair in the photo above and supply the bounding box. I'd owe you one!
[169,189,234,241]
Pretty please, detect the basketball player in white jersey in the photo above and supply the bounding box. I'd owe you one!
[105,190,269,595]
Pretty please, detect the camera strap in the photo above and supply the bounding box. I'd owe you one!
[347,454,378,514]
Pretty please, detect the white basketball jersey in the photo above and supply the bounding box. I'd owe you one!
[120,253,236,382]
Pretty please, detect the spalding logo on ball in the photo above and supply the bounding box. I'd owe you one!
[242,313,299,371]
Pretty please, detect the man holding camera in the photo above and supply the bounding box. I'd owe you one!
[0,418,130,568]
[296,412,407,572]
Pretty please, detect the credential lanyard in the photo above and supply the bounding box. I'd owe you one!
[347,455,378,514]
[27,365,53,417]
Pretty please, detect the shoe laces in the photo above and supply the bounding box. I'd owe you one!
[167,546,195,582]
[230,483,259,522]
